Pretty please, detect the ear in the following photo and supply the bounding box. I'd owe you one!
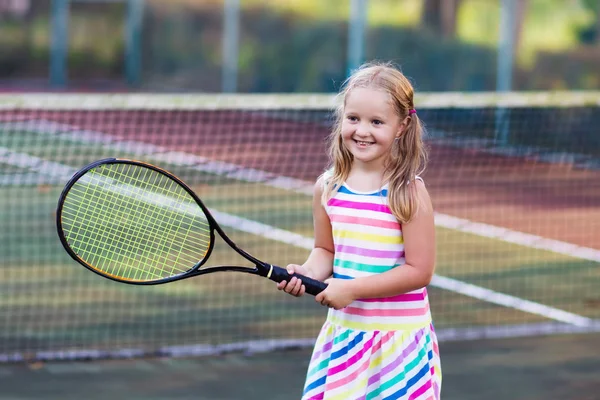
[396,116,410,137]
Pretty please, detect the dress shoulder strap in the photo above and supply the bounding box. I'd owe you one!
[407,176,424,185]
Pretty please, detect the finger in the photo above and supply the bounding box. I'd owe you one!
[298,284,306,296]
[293,279,304,296]
[284,277,297,293]
[291,278,302,296]
[286,265,297,274]
[277,281,287,290]
[294,278,304,296]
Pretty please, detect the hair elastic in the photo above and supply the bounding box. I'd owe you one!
[408,109,417,115]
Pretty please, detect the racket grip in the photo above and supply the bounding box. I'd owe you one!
[269,265,327,296]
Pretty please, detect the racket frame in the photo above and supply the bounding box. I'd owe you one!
[56,158,326,295]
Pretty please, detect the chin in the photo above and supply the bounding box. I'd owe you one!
[352,154,378,164]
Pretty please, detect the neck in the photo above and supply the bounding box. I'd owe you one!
[352,157,386,174]
[347,162,387,191]
[350,156,390,179]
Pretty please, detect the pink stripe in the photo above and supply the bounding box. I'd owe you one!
[360,292,425,303]
[327,335,376,377]
[328,198,391,214]
[325,353,372,391]
[325,332,393,391]
[343,303,430,318]
[409,379,433,400]
[335,244,403,259]
[329,214,399,230]
[305,392,324,400]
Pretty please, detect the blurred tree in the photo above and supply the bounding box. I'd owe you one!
[514,0,528,57]
[2,0,598,91]
[422,0,462,38]
[579,0,599,45]
[596,4,600,46]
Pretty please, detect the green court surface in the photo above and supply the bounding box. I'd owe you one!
[0,333,599,400]
[1,122,599,400]
[1,125,600,356]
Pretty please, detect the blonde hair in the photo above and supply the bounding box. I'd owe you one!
[321,61,428,223]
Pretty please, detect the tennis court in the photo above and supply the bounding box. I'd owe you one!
[3,1,600,398]
[1,94,599,369]
[0,93,600,355]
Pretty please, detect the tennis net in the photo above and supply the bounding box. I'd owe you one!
[1,92,599,362]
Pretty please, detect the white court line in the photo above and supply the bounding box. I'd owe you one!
[434,214,600,263]
[1,121,598,327]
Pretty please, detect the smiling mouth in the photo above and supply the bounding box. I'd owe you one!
[354,139,374,147]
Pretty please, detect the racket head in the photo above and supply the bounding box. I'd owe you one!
[56,158,216,284]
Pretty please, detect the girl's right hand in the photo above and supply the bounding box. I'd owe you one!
[276,264,310,297]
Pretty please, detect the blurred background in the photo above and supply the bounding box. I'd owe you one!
[0,1,599,400]
[1,0,599,93]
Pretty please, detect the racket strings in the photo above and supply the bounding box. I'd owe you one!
[96,164,210,276]
[62,189,204,279]
[64,181,188,280]
[63,172,211,258]
[68,167,206,279]
[61,163,212,281]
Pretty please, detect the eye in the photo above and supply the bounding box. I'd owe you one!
[346,115,358,122]
[372,119,383,125]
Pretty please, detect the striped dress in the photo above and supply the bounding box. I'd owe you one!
[302,181,442,400]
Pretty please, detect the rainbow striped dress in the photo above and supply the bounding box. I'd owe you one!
[302,182,442,400]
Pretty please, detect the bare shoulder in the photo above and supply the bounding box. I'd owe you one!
[412,178,433,215]
[312,176,328,202]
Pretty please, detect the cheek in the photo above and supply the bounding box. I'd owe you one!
[340,123,353,140]
[375,129,396,145]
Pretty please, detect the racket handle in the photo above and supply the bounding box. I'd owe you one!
[269,265,327,296]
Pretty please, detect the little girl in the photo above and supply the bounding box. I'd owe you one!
[277,62,441,399]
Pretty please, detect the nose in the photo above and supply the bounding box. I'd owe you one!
[355,121,370,137]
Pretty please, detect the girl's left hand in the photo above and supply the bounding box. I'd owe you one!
[315,278,356,310]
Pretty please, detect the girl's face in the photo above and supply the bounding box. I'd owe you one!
[341,87,405,169]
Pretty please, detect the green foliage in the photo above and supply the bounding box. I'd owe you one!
[138,5,499,92]
[0,0,598,91]
[366,26,497,91]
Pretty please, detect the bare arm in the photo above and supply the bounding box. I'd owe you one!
[301,178,335,281]
[277,177,334,295]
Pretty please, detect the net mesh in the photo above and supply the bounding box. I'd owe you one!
[1,92,599,362]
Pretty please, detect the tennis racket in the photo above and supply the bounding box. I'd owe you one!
[56,158,326,296]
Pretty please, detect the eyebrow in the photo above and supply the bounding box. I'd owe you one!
[345,111,387,121]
